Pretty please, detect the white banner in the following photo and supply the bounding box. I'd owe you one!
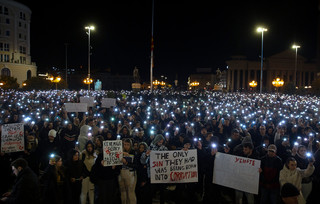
[150,149,198,184]
[213,152,261,194]
[1,123,24,153]
[80,97,95,107]
[65,103,88,112]
[101,98,116,108]
[103,140,123,166]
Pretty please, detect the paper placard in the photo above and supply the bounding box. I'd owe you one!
[80,97,95,107]
[103,140,123,166]
[150,149,198,183]
[1,123,24,153]
[101,98,116,108]
[213,152,261,194]
[65,103,88,112]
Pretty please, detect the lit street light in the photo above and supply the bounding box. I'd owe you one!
[257,27,267,93]
[249,80,258,88]
[85,25,94,90]
[51,76,61,90]
[272,77,284,93]
[292,44,300,87]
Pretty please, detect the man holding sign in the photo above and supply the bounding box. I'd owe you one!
[213,143,261,204]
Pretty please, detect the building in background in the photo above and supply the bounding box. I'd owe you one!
[188,68,227,90]
[226,50,317,92]
[0,0,36,86]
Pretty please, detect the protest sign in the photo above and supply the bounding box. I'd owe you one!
[103,140,123,166]
[1,123,24,153]
[101,98,116,108]
[65,103,88,112]
[213,152,261,194]
[150,149,198,184]
[80,96,95,107]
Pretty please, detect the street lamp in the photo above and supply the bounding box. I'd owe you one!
[257,27,267,93]
[292,44,300,87]
[249,80,258,88]
[51,76,61,90]
[83,77,93,86]
[272,77,284,92]
[189,81,200,89]
[85,25,94,90]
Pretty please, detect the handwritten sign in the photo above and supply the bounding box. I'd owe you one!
[65,103,88,112]
[1,123,24,153]
[213,152,261,194]
[150,149,198,184]
[80,97,95,107]
[103,140,123,166]
[101,98,116,108]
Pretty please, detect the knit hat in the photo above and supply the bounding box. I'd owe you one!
[268,144,277,153]
[281,183,300,198]
[241,136,253,145]
[48,129,57,138]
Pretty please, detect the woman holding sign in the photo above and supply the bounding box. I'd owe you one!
[118,138,137,204]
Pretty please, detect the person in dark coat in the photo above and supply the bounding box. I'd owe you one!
[90,153,120,204]
[39,154,68,204]
[66,149,84,204]
[1,158,39,204]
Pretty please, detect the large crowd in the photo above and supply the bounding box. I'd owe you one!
[0,89,320,204]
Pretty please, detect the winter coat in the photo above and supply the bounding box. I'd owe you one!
[6,167,39,204]
[279,164,314,191]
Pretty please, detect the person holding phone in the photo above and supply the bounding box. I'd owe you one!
[279,157,315,204]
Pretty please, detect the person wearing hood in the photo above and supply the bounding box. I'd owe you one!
[77,125,92,152]
[279,157,315,204]
[38,129,61,171]
[119,125,132,139]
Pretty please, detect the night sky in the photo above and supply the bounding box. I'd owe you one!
[17,0,319,84]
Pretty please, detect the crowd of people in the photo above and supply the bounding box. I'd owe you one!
[0,89,320,204]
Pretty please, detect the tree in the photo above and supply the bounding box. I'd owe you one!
[0,75,19,89]
[22,77,52,90]
[23,77,68,90]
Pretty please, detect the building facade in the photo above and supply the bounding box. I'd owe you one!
[226,50,317,92]
[0,0,36,86]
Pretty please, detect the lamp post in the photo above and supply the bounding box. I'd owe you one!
[257,27,267,93]
[51,76,61,90]
[272,77,284,93]
[85,26,94,90]
[249,80,258,90]
[292,44,300,87]
[189,81,200,90]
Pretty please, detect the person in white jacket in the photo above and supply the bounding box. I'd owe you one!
[279,157,314,204]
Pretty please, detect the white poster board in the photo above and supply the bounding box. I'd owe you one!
[1,123,24,153]
[65,103,88,112]
[103,140,123,166]
[80,97,95,107]
[213,152,261,194]
[150,149,198,183]
[101,98,116,108]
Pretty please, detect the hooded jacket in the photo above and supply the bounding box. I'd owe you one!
[78,125,91,152]
[279,163,314,191]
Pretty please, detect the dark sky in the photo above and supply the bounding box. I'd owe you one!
[17,0,319,84]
